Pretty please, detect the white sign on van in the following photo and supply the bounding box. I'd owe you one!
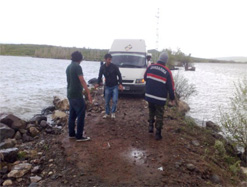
[125,44,132,51]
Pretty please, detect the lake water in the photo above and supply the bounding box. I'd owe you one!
[0,56,100,120]
[0,56,246,123]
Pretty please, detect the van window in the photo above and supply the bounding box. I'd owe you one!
[111,53,146,68]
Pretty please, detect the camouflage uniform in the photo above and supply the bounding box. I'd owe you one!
[148,102,165,130]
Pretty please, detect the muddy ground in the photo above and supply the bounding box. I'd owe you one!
[35,91,246,187]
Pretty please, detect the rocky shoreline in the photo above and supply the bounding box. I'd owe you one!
[0,96,71,186]
[0,92,247,186]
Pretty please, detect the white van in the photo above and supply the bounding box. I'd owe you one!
[109,39,147,94]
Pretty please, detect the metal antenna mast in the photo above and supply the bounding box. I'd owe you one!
[155,8,160,61]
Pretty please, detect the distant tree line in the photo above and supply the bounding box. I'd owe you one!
[148,48,235,69]
[0,44,235,64]
[0,44,108,61]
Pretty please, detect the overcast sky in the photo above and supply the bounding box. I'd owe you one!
[0,0,246,58]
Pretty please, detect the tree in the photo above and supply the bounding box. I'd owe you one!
[173,73,197,100]
[220,79,247,164]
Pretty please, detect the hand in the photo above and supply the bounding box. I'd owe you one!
[119,84,124,91]
[168,100,176,106]
[87,94,93,104]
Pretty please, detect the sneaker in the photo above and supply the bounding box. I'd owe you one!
[103,114,110,119]
[111,113,116,119]
[69,134,76,139]
[76,136,91,142]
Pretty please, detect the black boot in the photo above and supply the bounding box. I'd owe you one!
[155,129,162,140]
[148,120,154,133]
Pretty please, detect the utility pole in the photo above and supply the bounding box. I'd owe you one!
[155,8,160,62]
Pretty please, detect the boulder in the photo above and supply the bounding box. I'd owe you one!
[40,120,48,128]
[0,114,26,130]
[30,175,42,183]
[0,123,15,141]
[29,127,40,137]
[177,100,190,115]
[41,106,56,115]
[241,167,247,175]
[0,147,18,162]
[2,179,13,186]
[210,174,221,184]
[53,96,69,111]
[7,163,32,178]
[19,128,28,134]
[14,131,22,140]
[186,163,196,171]
[88,78,98,85]
[0,139,17,149]
[206,121,221,132]
[52,110,67,120]
[22,133,34,142]
[31,166,41,174]
[29,114,47,125]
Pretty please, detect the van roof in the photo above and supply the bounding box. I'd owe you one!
[109,39,146,53]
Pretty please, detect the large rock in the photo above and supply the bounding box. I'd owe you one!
[0,139,17,149]
[22,133,34,142]
[7,163,32,178]
[14,131,22,140]
[0,114,26,130]
[52,110,67,120]
[41,106,56,115]
[206,121,221,132]
[29,127,40,137]
[0,123,15,141]
[0,147,18,162]
[29,114,47,125]
[177,100,190,115]
[30,175,42,183]
[53,96,69,111]
[2,179,13,186]
[241,167,247,175]
[40,120,48,128]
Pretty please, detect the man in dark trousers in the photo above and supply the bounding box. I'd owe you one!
[66,51,92,141]
[144,51,176,140]
[95,54,123,119]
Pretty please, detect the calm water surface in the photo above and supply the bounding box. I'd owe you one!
[0,56,246,123]
[0,56,100,120]
[173,63,247,124]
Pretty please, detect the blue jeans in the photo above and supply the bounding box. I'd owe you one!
[105,85,118,115]
[68,98,86,139]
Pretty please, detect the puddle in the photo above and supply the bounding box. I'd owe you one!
[123,148,146,165]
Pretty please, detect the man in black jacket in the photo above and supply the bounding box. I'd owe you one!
[95,54,123,119]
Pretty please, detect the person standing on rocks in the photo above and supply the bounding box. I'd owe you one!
[66,51,92,141]
[95,54,123,119]
[144,51,176,140]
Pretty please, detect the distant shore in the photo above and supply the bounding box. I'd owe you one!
[1,43,246,64]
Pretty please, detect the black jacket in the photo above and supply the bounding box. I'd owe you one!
[97,63,122,87]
